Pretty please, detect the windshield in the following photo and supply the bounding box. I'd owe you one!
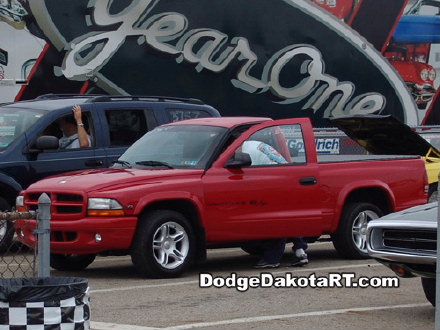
[115,124,227,169]
[0,107,46,151]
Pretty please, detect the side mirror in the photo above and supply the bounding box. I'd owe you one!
[34,135,59,150]
[225,152,252,168]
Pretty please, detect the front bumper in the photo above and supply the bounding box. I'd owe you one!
[367,219,436,277]
[374,259,435,278]
[15,216,138,254]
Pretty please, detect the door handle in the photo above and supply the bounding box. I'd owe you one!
[299,177,317,185]
[85,160,103,167]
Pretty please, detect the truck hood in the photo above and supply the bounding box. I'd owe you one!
[329,115,440,158]
[28,168,204,193]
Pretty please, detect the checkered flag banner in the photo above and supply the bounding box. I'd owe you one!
[0,277,90,330]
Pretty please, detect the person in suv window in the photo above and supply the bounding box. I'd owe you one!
[58,105,91,149]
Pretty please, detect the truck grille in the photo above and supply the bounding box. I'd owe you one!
[25,192,85,219]
[382,229,436,252]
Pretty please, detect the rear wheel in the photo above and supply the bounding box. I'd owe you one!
[50,254,96,271]
[421,277,436,306]
[131,210,195,278]
[0,197,14,252]
[332,202,382,259]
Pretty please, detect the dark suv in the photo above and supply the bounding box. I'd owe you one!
[0,94,220,250]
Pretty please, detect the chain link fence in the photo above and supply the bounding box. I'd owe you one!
[0,211,38,278]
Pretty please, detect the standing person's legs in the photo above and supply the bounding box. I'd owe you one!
[291,237,308,267]
[254,238,286,268]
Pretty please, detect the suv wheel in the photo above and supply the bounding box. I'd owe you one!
[0,197,14,252]
[131,210,195,278]
[332,202,382,259]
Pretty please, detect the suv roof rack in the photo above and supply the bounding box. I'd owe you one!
[88,95,205,105]
[35,93,106,100]
[34,94,205,105]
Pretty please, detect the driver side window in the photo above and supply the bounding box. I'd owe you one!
[38,112,95,150]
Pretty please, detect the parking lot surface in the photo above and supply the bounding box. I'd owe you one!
[50,241,434,330]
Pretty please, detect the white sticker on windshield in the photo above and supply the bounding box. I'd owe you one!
[0,126,15,136]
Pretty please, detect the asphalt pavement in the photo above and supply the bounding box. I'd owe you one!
[48,241,434,330]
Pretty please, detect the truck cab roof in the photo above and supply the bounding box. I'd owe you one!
[166,116,272,128]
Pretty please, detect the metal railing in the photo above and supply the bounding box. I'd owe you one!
[0,193,51,278]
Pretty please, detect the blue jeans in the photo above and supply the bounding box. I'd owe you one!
[261,237,308,263]
[262,238,286,264]
[292,237,308,251]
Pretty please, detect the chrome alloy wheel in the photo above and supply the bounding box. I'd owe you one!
[0,220,7,241]
[352,210,379,253]
[152,221,189,270]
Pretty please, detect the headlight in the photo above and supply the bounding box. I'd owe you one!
[428,69,436,81]
[16,195,25,212]
[420,68,429,81]
[87,198,124,216]
[16,195,24,208]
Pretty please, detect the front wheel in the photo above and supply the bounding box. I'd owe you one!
[131,210,195,278]
[50,254,96,271]
[421,277,435,307]
[332,202,382,259]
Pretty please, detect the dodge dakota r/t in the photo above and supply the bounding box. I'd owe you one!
[15,117,428,277]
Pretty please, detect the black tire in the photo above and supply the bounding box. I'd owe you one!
[131,210,195,278]
[50,253,96,271]
[421,277,436,307]
[241,244,265,256]
[428,184,438,203]
[332,202,382,259]
[0,197,14,252]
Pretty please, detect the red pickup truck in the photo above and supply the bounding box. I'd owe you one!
[15,117,428,278]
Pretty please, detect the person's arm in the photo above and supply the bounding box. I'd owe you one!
[72,105,90,148]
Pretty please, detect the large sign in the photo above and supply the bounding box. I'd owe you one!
[22,1,422,125]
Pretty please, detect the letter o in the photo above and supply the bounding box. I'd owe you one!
[297,277,308,288]
[269,46,323,100]
[369,278,381,288]
[213,277,225,287]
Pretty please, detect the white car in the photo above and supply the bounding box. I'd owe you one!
[367,202,437,306]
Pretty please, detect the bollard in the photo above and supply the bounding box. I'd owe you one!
[36,193,51,278]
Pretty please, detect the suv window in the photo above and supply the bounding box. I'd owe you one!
[106,109,150,147]
[166,108,211,122]
[39,111,95,149]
